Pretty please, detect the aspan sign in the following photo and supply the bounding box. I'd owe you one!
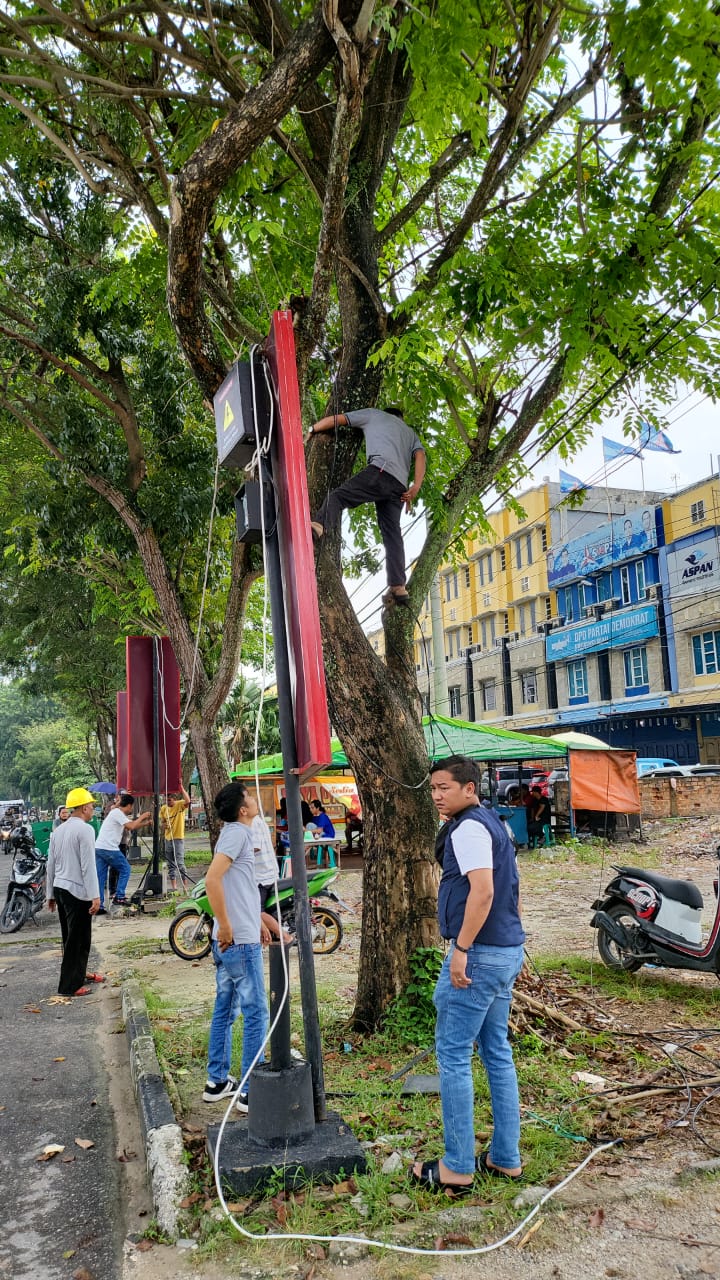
[666,539,719,598]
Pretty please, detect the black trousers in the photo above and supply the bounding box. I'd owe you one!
[315,465,407,586]
[55,886,93,995]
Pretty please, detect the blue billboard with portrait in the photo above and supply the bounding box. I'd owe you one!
[547,507,658,585]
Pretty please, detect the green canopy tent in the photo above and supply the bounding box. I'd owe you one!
[233,714,567,776]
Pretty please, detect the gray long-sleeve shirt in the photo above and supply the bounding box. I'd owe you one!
[47,817,99,902]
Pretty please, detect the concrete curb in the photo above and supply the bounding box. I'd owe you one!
[122,979,189,1239]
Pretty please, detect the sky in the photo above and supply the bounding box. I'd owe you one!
[347,387,719,634]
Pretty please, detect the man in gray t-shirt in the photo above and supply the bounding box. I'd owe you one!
[308,406,426,606]
[203,782,271,1111]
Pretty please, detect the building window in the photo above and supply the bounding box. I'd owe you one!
[692,630,720,676]
[481,681,497,711]
[620,564,631,605]
[502,611,510,633]
[446,629,462,659]
[529,599,537,629]
[543,595,552,620]
[691,500,705,524]
[520,575,530,593]
[464,565,471,589]
[624,645,649,689]
[481,617,496,647]
[578,581,588,613]
[498,547,506,572]
[558,586,573,622]
[449,686,462,716]
[514,538,523,569]
[466,625,473,647]
[486,554,494,583]
[540,525,548,552]
[518,605,526,635]
[521,671,538,704]
[635,559,646,598]
[567,659,588,700]
[483,592,491,607]
[597,572,613,602]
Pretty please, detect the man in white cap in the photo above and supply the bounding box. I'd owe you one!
[46,788,100,997]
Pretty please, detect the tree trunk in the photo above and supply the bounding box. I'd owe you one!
[186,708,228,848]
[317,561,440,1027]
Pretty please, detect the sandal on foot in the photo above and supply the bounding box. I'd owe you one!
[382,589,411,608]
[85,973,105,983]
[476,1150,522,1181]
[72,986,92,997]
[409,1159,474,1197]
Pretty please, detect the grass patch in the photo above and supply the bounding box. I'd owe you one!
[136,940,720,1264]
[108,936,167,960]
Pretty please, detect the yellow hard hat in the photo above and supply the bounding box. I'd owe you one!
[65,787,96,809]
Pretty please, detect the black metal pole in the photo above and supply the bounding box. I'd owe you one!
[260,455,327,1120]
[268,943,293,1072]
[152,638,160,877]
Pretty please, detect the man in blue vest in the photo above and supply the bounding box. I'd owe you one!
[411,755,525,1195]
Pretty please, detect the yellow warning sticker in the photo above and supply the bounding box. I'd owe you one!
[223,400,234,431]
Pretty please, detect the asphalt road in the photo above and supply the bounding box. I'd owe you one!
[0,853,128,1280]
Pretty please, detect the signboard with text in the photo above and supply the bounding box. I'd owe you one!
[666,536,720,598]
[545,605,659,662]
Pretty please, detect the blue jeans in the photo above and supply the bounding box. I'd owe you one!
[95,848,131,907]
[434,942,525,1174]
[207,941,268,1086]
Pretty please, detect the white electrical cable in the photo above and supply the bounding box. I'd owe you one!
[215,1136,619,1256]
[210,353,622,1257]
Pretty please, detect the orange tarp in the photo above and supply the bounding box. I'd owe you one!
[569,749,640,813]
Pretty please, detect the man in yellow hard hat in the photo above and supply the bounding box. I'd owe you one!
[46,788,101,997]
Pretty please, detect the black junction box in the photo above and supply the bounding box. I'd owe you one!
[214,359,271,469]
[235,481,273,544]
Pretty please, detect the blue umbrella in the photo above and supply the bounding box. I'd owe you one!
[87,781,117,795]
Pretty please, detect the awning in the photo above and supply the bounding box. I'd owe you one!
[233,714,568,777]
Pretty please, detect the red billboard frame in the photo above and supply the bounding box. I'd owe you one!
[264,311,332,781]
[116,690,129,791]
[126,637,182,794]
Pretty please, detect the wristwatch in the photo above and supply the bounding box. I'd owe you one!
[454,941,469,954]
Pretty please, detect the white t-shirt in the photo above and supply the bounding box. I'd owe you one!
[450,822,493,875]
[251,815,278,885]
[95,807,132,853]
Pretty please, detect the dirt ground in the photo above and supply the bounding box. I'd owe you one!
[91,818,720,1280]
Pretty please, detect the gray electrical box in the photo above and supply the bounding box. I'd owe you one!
[214,360,270,469]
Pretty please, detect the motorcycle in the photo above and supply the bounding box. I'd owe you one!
[168,866,349,961]
[591,844,720,975]
[0,824,47,933]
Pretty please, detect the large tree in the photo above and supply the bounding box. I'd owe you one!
[0,0,719,1023]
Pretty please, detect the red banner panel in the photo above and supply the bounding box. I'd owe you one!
[264,311,332,781]
[126,637,182,794]
[116,690,129,791]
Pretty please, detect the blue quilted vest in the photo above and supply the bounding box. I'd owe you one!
[437,804,525,947]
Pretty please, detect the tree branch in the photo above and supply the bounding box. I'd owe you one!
[167,3,353,397]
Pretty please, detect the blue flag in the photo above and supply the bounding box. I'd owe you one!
[603,436,640,462]
[638,421,680,453]
[559,469,588,492]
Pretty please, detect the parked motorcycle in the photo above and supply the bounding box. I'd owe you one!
[0,824,47,933]
[168,867,349,960]
[591,845,720,975]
